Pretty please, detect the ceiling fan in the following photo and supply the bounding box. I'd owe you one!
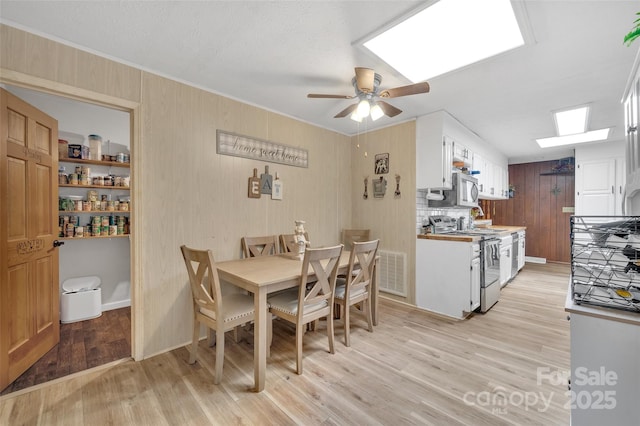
[307,67,430,121]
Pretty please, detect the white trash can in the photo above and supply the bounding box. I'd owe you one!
[60,276,102,323]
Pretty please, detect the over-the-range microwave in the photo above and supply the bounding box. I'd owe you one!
[429,173,479,208]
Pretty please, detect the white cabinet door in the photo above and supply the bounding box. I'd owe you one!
[576,159,616,215]
[518,233,525,270]
[624,78,639,175]
[569,312,640,426]
[453,140,472,166]
[470,256,481,311]
[615,156,626,215]
[442,136,454,189]
[416,114,453,189]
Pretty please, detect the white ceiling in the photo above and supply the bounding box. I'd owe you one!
[1,0,639,163]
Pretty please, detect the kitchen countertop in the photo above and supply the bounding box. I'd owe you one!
[417,225,526,242]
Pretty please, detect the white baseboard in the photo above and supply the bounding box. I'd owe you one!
[525,256,546,264]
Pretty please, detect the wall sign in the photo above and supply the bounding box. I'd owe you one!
[217,130,308,168]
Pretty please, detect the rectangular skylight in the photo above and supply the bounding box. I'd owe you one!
[362,0,525,82]
[554,106,589,136]
[536,129,610,148]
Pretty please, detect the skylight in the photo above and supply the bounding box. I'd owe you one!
[536,129,611,148]
[554,106,589,136]
[362,0,525,82]
[536,105,610,148]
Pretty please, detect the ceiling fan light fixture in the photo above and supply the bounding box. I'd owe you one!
[357,99,371,118]
[350,110,363,122]
[370,103,384,121]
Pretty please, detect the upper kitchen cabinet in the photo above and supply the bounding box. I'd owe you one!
[416,112,453,189]
[416,110,508,198]
[623,52,640,213]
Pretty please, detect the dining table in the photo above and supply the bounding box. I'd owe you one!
[216,249,379,392]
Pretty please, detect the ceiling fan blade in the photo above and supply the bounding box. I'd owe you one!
[379,82,430,98]
[334,103,358,118]
[376,100,402,117]
[307,93,354,99]
[355,67,375,93]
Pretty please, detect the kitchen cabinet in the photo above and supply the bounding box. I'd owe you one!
[416,113,453,189]
[517,230,526,270]
[499,234,512,287]
[59,157,130,239]
[623,58,640,213]
[417,110,508,196]
[416,238,480,319]
[473,154,508,200]
[565,299,640,426]
[470,256,481,311]
[453,141,472,167]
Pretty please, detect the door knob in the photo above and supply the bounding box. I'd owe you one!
[53,240,65,248]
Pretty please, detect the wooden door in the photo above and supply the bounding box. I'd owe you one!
[1,88,60,390]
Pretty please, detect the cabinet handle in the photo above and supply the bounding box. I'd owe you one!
[628,126,638,134]
[612,186,615,194]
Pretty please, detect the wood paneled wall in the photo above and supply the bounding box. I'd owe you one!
[1,24,353,358]
[349,122,417,304]
[480,160,574,262]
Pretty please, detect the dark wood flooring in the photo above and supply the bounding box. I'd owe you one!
[0,307,131,396]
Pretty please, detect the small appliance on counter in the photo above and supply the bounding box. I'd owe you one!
[428,215,457,234]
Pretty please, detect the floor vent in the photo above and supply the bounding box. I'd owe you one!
[377,250,407,297]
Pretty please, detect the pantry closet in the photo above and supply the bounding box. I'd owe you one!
[2,85,132,392]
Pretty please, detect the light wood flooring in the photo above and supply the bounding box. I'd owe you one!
[0,263,571,425]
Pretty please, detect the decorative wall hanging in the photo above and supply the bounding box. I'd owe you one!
[375,153,389,174]
[394,174,401,198]
[363,177,368,199]
[260,165,273,194]
[272,173,283,200]
[373,176,387,198]
[248,168,261,198]
[217,130,308,168]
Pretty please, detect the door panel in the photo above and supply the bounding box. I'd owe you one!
[1,88,59,390]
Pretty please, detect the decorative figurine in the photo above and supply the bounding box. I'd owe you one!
[294,220,309,258]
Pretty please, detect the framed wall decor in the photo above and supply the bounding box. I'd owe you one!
[375,153,389,174]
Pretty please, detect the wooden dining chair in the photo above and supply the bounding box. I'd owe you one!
[241,235,280,258]
[279,232,310,253]
[267,244,343,374]
[342,229,371,251]
[180,245,255,384]
[334,239,379,347]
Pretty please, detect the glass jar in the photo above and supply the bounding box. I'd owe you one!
[88,134,102,161]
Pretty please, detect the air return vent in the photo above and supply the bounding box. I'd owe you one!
[377,250,407,297]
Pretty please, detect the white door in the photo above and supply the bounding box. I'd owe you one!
[576,159,616,215]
